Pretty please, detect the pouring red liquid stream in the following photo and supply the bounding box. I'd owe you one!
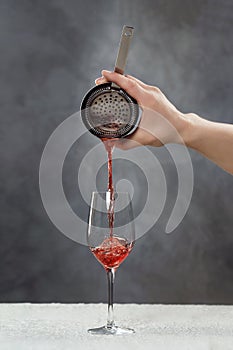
[90,139,133,270]
[102,138,115,237]
[104,139,114,198]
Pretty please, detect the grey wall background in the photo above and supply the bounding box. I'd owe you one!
[0,0,233,304]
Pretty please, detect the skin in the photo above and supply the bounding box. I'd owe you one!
[95,70,233,175]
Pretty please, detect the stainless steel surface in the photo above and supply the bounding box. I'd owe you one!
[90,89,131,131]
[114,25,134,75]
[112,25,134,88]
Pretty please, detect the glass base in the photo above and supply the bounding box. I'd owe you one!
[88,325,135,335]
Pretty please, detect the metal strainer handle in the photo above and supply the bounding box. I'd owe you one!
[112,26,134,88]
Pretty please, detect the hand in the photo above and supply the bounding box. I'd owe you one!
[94,70,233,174]
[95,70,190,149]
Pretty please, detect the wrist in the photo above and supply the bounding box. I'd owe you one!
[178,112,203,148]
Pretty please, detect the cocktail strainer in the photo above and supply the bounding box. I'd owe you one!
[81,25,141,139]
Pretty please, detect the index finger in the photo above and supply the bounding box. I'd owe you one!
[101,70,144,103]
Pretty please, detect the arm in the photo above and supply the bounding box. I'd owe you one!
[96,70,233,175]
[184,114,233,174]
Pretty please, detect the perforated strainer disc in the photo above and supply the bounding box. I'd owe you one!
[81,82,140,138]
[91,91,130,129]
[81,26,141,138]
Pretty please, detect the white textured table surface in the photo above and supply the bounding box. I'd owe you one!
[0,303,233,350]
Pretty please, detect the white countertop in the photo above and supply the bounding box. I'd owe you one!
[0,303,233,350]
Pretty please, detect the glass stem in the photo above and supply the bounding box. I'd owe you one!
[106,268,115,329]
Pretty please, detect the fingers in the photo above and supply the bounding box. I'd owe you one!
[114,138,141,150]
[95,71,150,105]
[95,72,146,88]
[95,76,107,85]
[96,70,144,102]
[125,74,148,89]
[114,128,152,150]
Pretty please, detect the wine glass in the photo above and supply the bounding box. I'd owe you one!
[87,191,135,335]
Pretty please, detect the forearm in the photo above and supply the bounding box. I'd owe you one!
[183,113,233,174]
